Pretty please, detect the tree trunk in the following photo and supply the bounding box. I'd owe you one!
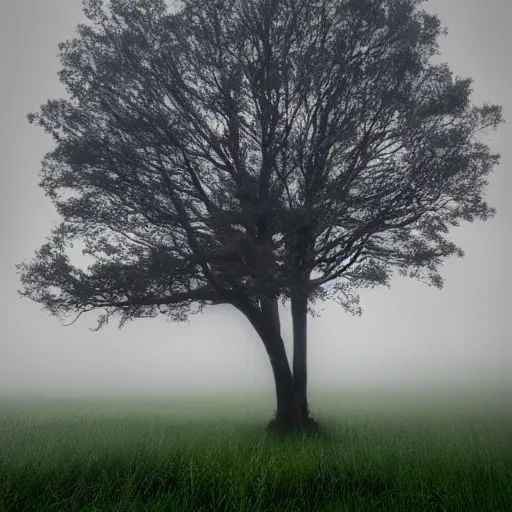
[234,297,298,432]
[267,341,302,433]
[235,296,318,435]
[259,297,302,433]
[291,289,309,425]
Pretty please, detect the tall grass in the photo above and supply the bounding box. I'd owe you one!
[0,388,510,511]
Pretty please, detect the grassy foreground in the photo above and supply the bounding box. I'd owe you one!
[0,387,511,511]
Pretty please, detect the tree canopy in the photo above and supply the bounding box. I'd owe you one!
[17,0,504,433]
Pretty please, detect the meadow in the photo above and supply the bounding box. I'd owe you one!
[0,386,511,511]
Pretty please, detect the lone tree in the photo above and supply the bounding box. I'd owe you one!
[18,0,503,435]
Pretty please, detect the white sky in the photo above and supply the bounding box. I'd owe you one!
[0,0,510,398]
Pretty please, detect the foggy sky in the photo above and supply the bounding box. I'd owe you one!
[0,0,510,398]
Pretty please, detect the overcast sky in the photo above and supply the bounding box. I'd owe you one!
[0,0,510,399]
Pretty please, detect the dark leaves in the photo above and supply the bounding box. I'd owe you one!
[18,0,504,328]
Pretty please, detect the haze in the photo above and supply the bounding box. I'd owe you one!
[0,0,510,400]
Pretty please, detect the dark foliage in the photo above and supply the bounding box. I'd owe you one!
[16,0,504,432]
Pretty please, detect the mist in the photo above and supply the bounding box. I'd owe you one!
[0,0,510,402]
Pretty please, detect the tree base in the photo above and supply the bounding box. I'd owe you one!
[266,411,322,438]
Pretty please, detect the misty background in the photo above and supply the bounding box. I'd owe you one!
[0,0,510,399]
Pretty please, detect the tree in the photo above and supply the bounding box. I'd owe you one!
[18,0,503,435]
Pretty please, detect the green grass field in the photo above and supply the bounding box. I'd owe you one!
[0,386,511,511]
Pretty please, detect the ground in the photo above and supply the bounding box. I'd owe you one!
[0,386,510,511]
